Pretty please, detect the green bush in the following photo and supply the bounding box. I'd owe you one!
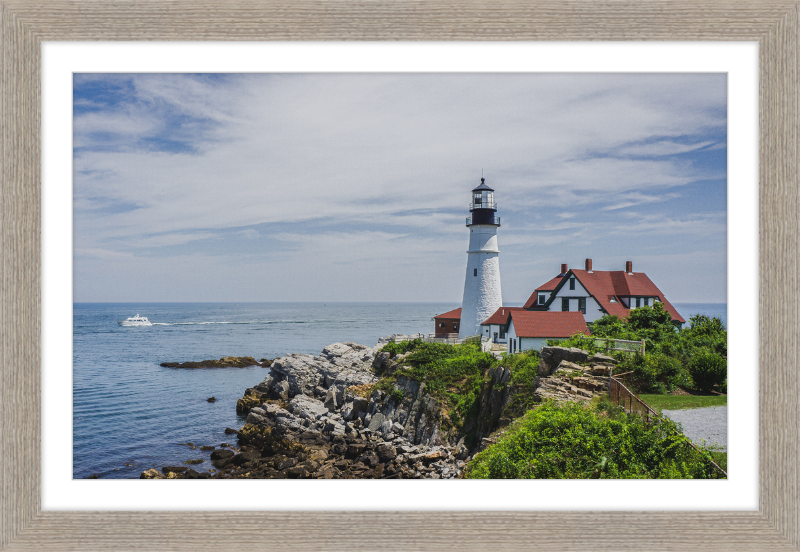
[687,352,727,393]
[546,332,601,353]
[399,342,495,430]
[617,352,683,394]
[465,401,722,479]
[380,338,423,358]
[497,349,540,387]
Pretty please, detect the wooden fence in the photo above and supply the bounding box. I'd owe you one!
[575,336,646,355]
[389,333,484,345]
[609,375,727,478]
[609,376,657,422]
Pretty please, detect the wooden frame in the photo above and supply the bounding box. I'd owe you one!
[1,1,797,550]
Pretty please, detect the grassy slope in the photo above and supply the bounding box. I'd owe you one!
[639,394,727,415]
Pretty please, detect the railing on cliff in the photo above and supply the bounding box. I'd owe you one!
[575,336,646,355]
[609,374,657,422]
[389,334,483,345]
[609,373,727,478]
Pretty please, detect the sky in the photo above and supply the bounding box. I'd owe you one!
[73,73,727,304]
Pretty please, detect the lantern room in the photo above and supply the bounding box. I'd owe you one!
[467,178,500,226]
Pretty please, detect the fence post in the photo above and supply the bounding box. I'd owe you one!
[641,339,646,356]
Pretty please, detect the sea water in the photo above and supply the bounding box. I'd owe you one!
[72,301,725,479]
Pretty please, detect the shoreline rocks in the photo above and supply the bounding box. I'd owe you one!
[147,341,463,479]
[141,343,613,480]
[160,356,272,369]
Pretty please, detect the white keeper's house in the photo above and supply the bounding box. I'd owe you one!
[474,258,685,353]
[505,311,590,354]
[522,258,685,326]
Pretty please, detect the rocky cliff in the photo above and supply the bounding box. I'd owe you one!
[142,340,615,479]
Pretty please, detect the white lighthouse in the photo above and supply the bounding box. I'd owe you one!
[459,178,502,337]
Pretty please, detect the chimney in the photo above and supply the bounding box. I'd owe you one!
[585,258,593,272]
[560,263,568,276]
[626,260,633,274]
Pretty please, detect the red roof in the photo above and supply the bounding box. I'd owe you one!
[434,307,461,320]
[537,275,563,291]
[480,306,525,326]
[522,275,564,308]
[567,269,685,324]
[510,311,590,338]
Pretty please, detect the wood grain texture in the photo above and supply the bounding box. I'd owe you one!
[1,3,41,551]
[760,5,800,548]
[0,1,798,550]
[0,0,797,41]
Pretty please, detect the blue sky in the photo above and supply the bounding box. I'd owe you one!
[73,73,727,303]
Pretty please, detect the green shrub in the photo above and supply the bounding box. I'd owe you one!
[617,352,683,394]
[389,388,406,403]
[398,342,495,430]
[687,352,727,393]
[465,401,722,479]
[380,338,423,358]
[498,349,540,387]
[546,332,601,353]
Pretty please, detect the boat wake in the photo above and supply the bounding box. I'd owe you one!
[150,319,332,326]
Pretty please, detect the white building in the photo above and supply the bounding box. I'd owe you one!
[523,259,685,327]
[459,178,502,337]
[506,310,590,354]
[479,306,524,343]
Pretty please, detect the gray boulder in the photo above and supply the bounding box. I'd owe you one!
[367,412,386,432]
[324,385,345,412]
[290,394,328,421]
[258,342,378,399]
[539,346,591,376]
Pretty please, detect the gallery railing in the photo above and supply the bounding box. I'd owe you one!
[469,201,498,210]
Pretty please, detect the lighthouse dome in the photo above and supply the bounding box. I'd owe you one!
[472,177,494,192]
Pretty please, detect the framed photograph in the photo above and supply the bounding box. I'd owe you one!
[2,1,798,550]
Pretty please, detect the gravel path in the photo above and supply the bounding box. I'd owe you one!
[661,406,727,452]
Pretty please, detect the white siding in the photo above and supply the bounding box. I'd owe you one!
[520,337,548,351]
[549,276,605,322]
[459,225,502,337]
[481,323,506,342]
[507,319,517,354]
[506,320,563,353]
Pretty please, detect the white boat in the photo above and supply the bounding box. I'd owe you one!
[118,314,153,327]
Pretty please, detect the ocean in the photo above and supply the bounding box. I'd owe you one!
[72,301,726,479]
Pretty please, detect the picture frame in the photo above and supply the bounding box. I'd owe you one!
[1,1,797,550]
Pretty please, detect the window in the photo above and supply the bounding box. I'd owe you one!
[636,298,641,307]
[569,278,575,290]
[578,297,586,314]
[474,268,477,276]
[562,298,569,311]
[500,327,505,339]
[644,297,649,306]
[453,323,458,331]
[538,294,546,305]
[439,322,445,328]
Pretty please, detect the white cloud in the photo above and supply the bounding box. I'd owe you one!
[617,140,717,157]
[73,73,727,302]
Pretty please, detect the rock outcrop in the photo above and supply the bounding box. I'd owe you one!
[143,343,616,480]
[160,356,272,369]
[534,348,617,403]
[150,341,463,479]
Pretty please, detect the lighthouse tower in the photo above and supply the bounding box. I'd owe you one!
[459,178,502,337]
